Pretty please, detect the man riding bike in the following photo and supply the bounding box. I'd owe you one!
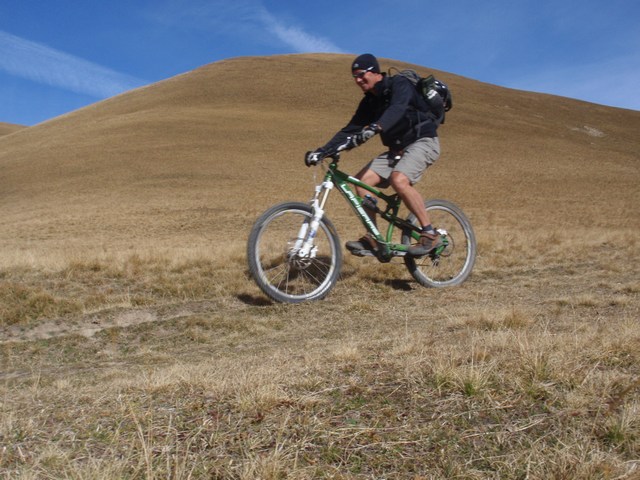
[305,53,444,256]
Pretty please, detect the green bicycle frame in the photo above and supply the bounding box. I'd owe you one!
[318,159,424,261]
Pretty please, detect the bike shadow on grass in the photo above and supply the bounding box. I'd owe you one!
[237,274,415,307]
[382,278,414,291]
[236,293,274,306]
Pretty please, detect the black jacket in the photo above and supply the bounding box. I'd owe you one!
[322,74,440,153]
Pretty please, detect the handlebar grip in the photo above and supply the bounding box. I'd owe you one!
[305,151,315,167]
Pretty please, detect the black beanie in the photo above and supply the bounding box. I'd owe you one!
[351,53,380,73]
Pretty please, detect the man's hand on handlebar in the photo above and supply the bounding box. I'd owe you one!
[305,148,326,167]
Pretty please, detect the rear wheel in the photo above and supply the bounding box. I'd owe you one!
[247,202,343,303]
[402,199,476,287]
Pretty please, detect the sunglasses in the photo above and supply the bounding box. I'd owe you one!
[352,67,374,79]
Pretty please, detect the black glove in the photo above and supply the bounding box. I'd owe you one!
[346,124,380,150]
[305,148,326,167]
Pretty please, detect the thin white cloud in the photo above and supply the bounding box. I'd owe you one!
[152,0,344,54]
[258,10,345,53]
[0,30,145,98]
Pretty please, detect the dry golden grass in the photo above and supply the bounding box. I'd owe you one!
[0,122,25,137]
[1,54,639,478]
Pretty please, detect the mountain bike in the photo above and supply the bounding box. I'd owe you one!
[247,145,476,303]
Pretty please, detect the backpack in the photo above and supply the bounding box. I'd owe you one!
[389,68,453,124]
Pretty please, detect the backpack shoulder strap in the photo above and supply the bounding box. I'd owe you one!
[387,67,420,86]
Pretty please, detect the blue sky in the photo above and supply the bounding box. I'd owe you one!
[1,0,639,126]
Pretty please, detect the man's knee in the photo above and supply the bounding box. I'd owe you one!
[390,171,411,191]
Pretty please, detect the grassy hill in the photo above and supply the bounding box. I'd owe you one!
[0,54,638,478]
[2,53,637,265]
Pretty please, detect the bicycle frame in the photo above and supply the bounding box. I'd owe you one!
[248,150,476,302]
[310,158,424,262]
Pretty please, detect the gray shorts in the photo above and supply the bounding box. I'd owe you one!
[368,136,440,186]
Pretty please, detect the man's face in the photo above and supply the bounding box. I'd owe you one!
[353,69,382,93]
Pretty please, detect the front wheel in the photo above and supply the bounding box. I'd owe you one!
[247,202,343,303]
[402,199,476,287]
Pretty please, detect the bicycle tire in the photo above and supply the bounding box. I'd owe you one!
[247,202,343,303]
[402,199,476,287]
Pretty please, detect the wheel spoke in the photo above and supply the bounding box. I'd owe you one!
[247,203,342,302]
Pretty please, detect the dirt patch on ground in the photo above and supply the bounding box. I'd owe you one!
[0,300,223,343]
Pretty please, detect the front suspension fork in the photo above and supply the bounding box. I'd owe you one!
[292,180,333,258]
